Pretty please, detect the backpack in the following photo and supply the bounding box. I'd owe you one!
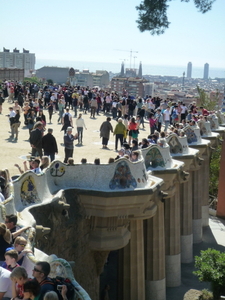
[41,276,77,300]
[171,109,178,119]
[64,113,70,125]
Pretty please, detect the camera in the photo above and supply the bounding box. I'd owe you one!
[57,285,63,291]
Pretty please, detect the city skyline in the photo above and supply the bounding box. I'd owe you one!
[0,0,224,72]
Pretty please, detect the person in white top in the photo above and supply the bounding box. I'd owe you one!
[76,114,87,144]
[163,106,171,132]
[0,267,12,299]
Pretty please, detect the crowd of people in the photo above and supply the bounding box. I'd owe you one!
[0,79,217,173]
[0,215,69,300]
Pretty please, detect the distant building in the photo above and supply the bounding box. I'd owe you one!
[125,68,137,78]
[0,68,24,82]
[138,62,142,79]
[74,70,93,87]
[203,63,209,80]
[120,62,125,77]
[111,77,148,97]
[92,70,109,88]
[187,62,192,78]
[36,66,69,84]
[143,83,154,97]
[0,48,35,71]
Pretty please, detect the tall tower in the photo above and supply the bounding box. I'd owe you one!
[138,61,142,78]
[120,61,124,77]
[187,62,192,78]
[203,63,209,80]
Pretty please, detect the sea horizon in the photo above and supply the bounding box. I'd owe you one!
[35,58,225,79]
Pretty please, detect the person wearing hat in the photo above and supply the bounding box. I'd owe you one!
[64,127,76,163]
[0,223,12,264]
[100,117,113,149]
[113,118,126,151]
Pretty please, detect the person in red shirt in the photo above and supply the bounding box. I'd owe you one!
[200,106,209,116]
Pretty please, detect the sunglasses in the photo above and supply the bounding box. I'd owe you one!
[33,267,42,273]
[19,244,26,247]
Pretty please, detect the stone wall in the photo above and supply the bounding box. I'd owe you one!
[30,189,108,300]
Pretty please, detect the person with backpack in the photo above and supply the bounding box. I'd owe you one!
[171,105,179,126]
[61,108,73,133]
[32,262,54,300]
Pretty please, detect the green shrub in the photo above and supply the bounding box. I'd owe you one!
[194,249,225,299]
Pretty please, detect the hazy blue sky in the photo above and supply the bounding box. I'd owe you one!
[1,0,224,70]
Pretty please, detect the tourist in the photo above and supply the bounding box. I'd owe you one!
[100,117,113,149]
[0,92,5,114]
[30,121,43,158]
[58,99,64,123]
[0,223,11,264]
[113,118,126,151]
[4,236,32,266]
[37,110,46,127]
[90,96,98,118]
[0,267,12,299]
[40,156,50,170]
[163,106,170,132]
[4,250,19,272]
[149,113,157,134]
[128,117,138,145]
[32,262,54,300]
[130,151,140,162]
[64,127,75,163]
[27,109,36,134]
[11,109,20,141]
[23,281,41,300]
[23,102,31,125]
[47,100,54,124]
[76,113,87,145]
[42,129,58,162]
[10,266,29,299]
[61,107,73,134]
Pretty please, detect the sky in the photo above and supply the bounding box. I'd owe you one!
[0,0,225,73]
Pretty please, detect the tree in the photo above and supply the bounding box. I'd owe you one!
[194,248,225,299]
[47,79,53,85]
[136,0,215,35]
[196,86,217,111]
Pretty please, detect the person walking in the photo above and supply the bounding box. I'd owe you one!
[11,109,20,141]
[113,118,126,151]
[42,128,58,161]
[64,127,76,163]
[100,117,113,149]
[29,121,43,158]
[76,114,87,145]
[61,107,73,133]
[90,97,98,118]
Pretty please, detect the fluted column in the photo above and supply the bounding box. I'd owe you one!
[180,171,193,263]
[201,156,210,227]
[145,200,166,300]
[122,219,145,300]
[192,168,203,243]
[165,182,181,287]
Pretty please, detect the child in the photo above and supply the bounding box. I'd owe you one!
[5,249,19,272]
[10,266,29,300]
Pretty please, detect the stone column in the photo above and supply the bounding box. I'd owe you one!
[217,140,225,218]
[201,155,210,227]
[122,219,145,300]
[192,168,203,243]
[180,171,193,263]
[145,200,166,300]
[165,181,181,287]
